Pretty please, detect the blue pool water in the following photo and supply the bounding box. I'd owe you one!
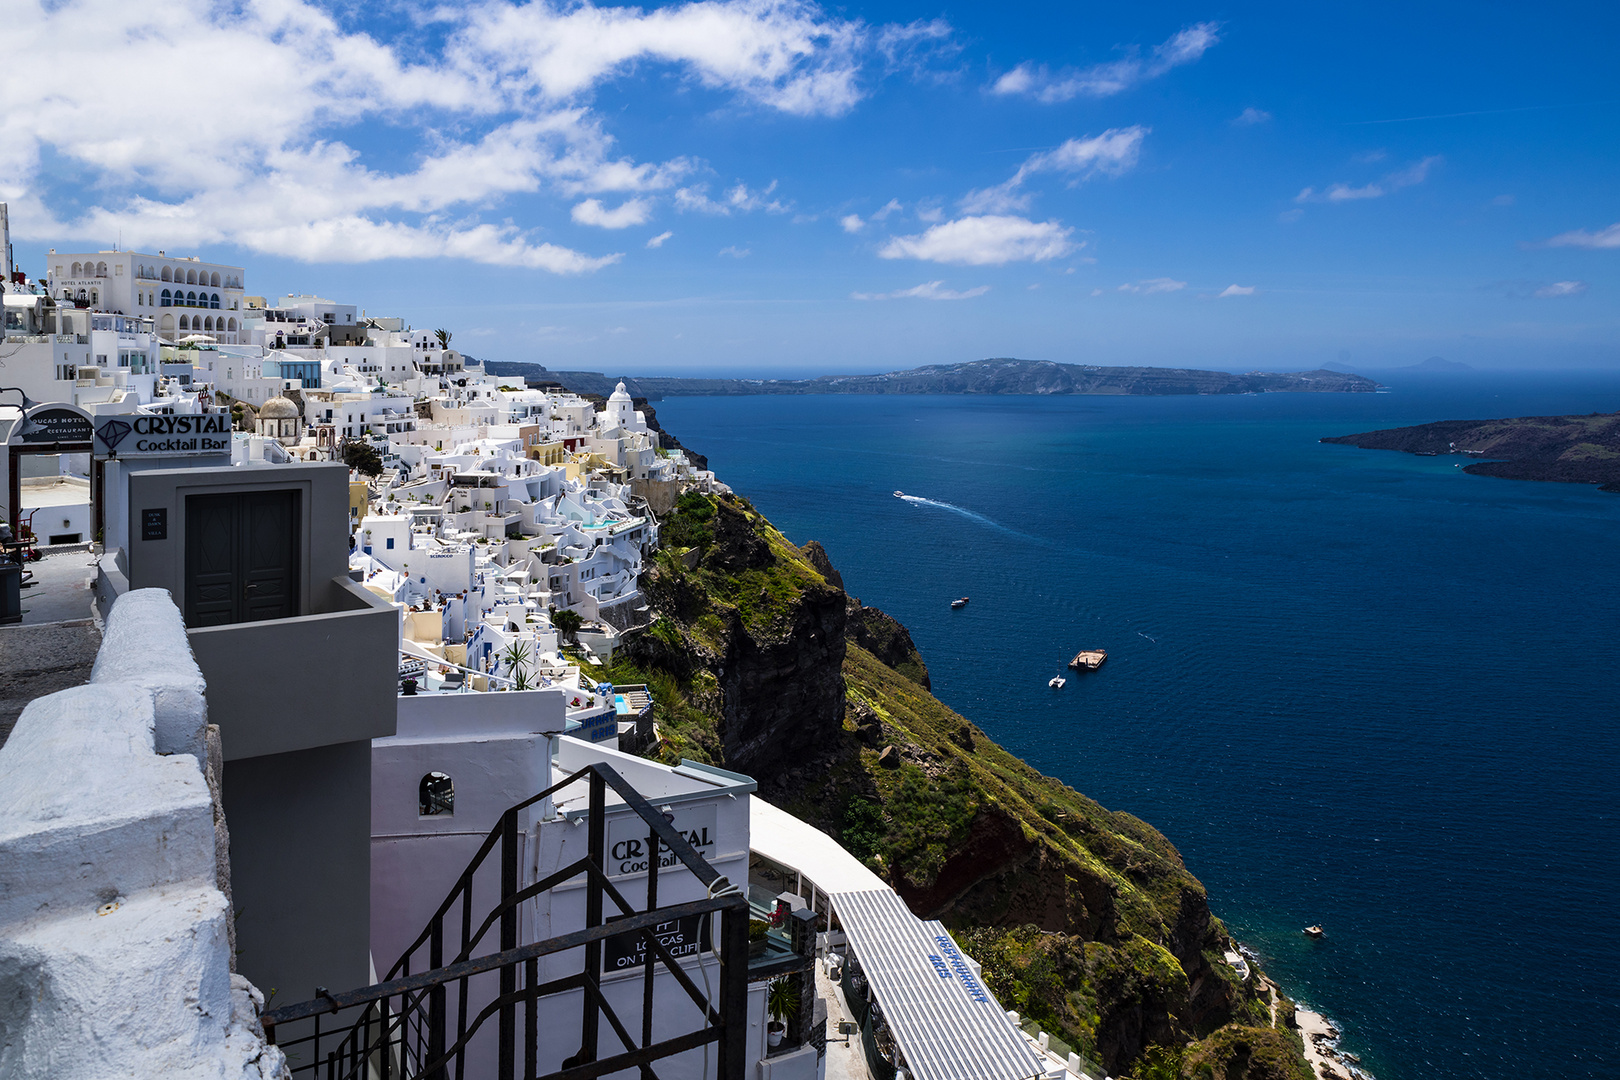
[653,374,1620,1080]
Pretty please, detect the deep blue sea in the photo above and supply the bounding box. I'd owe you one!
[654,374,1620,1080]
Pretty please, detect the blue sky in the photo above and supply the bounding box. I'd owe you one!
[5,0,1618,373]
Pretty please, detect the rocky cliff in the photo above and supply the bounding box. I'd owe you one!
[1323,410,1620,491]
[603,491,1309,1079]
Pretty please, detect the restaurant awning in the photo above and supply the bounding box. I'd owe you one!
[830,888,1045,1080]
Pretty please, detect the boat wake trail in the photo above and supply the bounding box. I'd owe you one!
[1138,632,1159,644]
[898,495,1046,544]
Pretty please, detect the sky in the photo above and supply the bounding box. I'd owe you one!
[4,0,1618,375]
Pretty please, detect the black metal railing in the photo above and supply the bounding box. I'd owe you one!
[262,762,750,1080]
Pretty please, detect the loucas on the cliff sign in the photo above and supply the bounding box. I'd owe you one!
[11,405,93,450]
[93,412,232,457]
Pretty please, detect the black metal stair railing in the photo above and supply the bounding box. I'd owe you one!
[261,762,750,1080]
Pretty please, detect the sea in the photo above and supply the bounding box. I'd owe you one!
[652,372,1620,1080]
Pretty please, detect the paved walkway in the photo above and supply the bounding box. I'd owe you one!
[0,547,103,747]
[818,961,872,1080]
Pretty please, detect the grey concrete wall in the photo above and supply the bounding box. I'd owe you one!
[225,739,373,1009]
[188,577,398,762]
[123,461,350,617]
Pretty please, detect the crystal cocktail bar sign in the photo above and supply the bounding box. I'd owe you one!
[95,413,232,457]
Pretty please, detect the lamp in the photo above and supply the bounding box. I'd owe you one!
[0,386,40,411]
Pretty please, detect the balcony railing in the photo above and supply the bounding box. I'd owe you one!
[262,762,752,1080]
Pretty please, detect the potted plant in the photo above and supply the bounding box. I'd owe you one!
[766,977,799,1049]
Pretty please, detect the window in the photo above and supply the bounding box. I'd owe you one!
[186,269,197,284]
[209,272,221,287]
[187,291,197,305]
[97,354,107,364]
[210,293,221,309]
[161,288,172,306]
[419,772,453,816]
[71,262,82,276]
[386,537,395,549]
[56,364,77,381]
[161,267,172,282]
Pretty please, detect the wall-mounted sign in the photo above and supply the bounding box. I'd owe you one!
[141,508,167,541]
[606,804,718,878]
[95,413,231,457]
[11,405,93,448]
[603,913,711,972]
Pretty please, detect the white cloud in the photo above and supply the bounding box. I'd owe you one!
[571,197,653,228]
[1535,280,1587,298]
[1544,223,1620,249]
[1218,284,1255,297]
[1297,156,1441,204]
[915,202,945,223]
[1119,277,1186,294]
[871,199,904,221]
[646,230,674,248]
[991,23,1219,104]
[962,127,1148,213]
[841,214,866,233]
[879,215,1077,265]
[1,0,919,271]
[852,280,990,300]
[718,245,752,258]
[1233,107,1271,126]
[727,180,788,213]
[674,180,787,216]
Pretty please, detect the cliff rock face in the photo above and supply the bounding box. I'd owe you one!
[611,492,1294,1077]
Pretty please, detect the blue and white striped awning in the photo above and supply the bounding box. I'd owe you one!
[831,889,1045,1080]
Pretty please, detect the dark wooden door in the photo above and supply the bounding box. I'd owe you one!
[184,490,299,626]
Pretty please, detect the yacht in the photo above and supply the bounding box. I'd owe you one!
[1048,676,1066,689]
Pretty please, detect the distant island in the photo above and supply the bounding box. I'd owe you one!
[1323,411,1620,492]
[483,357,1383,398]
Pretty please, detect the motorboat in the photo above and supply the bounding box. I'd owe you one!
[950,597,969,609]
[1303,925,1324,938]
[893,490,904,497]
[1048,676,1066,689]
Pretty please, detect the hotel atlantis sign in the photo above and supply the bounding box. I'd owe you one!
[606,804,718,878]
[94,413,231,457]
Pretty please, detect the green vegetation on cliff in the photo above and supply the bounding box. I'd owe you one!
[604,491,1309,1079]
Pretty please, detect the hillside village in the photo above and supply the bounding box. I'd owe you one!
[1,213,1318,1080]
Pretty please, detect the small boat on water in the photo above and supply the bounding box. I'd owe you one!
[1303,925,1324,938]
[950,597,969,609]
[893,490,904,498]
[1068,649,1107,671]
[1048,676,1066,689]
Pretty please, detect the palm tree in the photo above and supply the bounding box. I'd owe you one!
[435,328,452,350]
[499,641,532,684]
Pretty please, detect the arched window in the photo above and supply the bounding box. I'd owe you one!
[160,288,172,307]
[209,272,221,287]
[96,262,108,277]
[203,316,213,331]
[178,315,190,330]
[186,269,197,284]
[210,292,221,309]
[420,772,454,816]
[161,266,172,282]
[227,317,237,331]
[187,290,197,305]
[71,262,82,276]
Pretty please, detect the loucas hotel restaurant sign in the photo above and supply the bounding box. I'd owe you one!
[94,412,232,457]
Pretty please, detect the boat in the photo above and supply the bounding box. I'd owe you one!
[1303,925,1324,938]
[893,490,904,498]
[950,597,969,609]
[1048,676,1066,689]
[1068,649,1107,671]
